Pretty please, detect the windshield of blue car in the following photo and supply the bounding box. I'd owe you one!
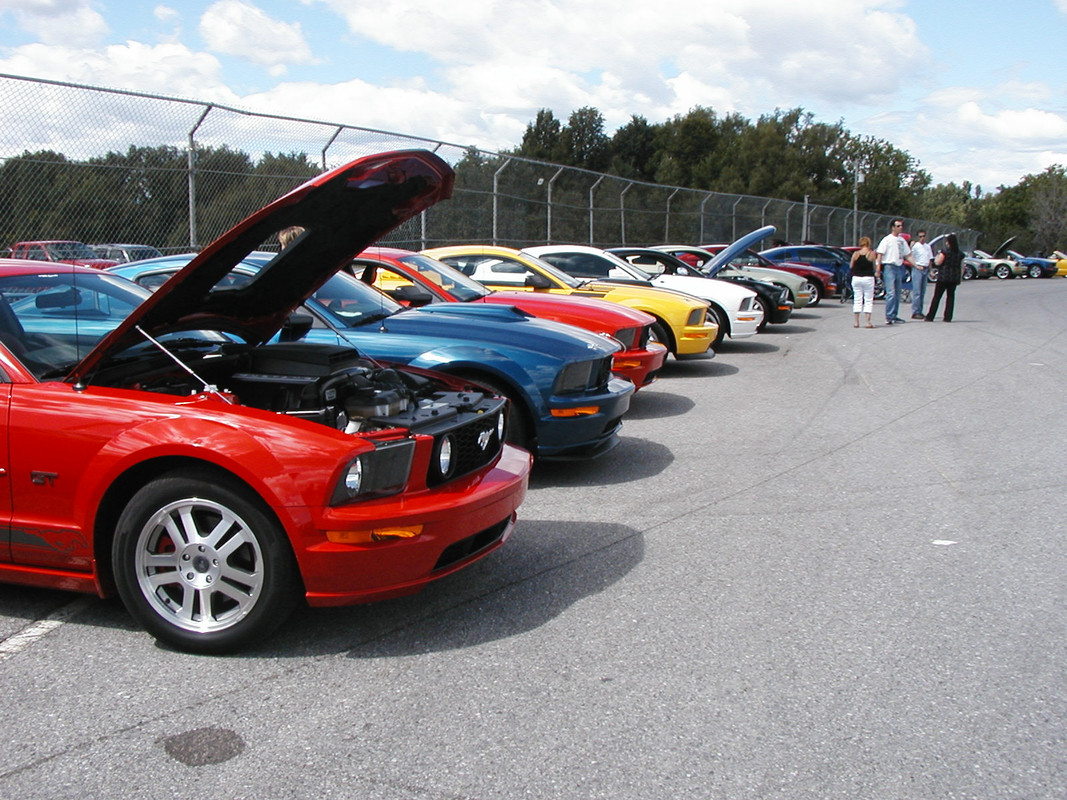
[394,253,490,302]
[0,270,150,378]
[308,271,404,328]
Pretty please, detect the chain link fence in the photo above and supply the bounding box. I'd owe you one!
[0,73,976,259]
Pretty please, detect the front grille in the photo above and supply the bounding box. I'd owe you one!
[433,517,510,571]
[426,407,503,487]
[592,355,612,391]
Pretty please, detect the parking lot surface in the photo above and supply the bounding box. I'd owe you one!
[1,277,1064,799]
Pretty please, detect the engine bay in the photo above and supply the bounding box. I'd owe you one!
[101,340,503,435]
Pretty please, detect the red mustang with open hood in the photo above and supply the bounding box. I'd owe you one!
[0,150,531,653]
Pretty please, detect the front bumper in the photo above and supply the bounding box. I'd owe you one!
[612,342,668,389]
[535,375,635,459]
[300,444,532,605]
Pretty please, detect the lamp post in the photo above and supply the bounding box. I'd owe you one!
[851,163,865,243]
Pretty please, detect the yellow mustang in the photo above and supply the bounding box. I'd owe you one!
[423,245,718,358]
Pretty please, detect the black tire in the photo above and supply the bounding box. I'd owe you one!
[960,265,972,281]
[995,264,1013,279]
[804,280,822,306]
[753,295,770,331]
[471,377,531,452]
[706,305,726,347]
[113,470,300,654]
[649,321,674,356]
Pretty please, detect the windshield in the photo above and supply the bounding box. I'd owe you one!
[536,250,647,282]
[394,253,490,302]
[45,242,98,260]
[438,252,584,290]
[308,271,403,328]
[0,270,151,378]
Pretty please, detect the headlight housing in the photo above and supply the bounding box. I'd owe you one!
[687,307,706,326]
[330,439,416,506]
[612,326,637,349]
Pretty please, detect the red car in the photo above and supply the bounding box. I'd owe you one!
[353,247,668,390]
[7,239,119,269]
[0,150,531,653]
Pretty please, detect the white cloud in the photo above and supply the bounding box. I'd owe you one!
[0,0,108,47]
[154,5,179,24]
[862,82,1067,189]
[312,0,927,118]
[199,0,318,73]
[0,41,235,102]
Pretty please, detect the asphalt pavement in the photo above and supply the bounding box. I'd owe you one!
[1,276,1065,799]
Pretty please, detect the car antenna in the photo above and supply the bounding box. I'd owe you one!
[134,324,234,403]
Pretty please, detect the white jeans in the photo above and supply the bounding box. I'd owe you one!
[852,276,875,313]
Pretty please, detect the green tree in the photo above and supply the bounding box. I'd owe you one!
[608,115,658,180]
[560,106,610,171]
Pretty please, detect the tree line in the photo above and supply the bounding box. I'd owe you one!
[0,146,320,252]
[2,107,1063,254]
[510,106,1066,254]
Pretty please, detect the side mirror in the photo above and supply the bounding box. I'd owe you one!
[526,273,552,290]
[391,283,434,307]
[279,311,314,342]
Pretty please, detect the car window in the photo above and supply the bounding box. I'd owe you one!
[0,271,153,378]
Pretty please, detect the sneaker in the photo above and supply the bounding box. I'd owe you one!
[911,313,925,319]
[885,319,895,325]
[892,317,907,323]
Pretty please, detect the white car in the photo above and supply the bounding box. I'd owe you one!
[522,244,762,349]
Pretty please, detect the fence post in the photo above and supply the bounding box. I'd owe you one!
[665,188,680,242]
[187,105,212,250]
[589,175,604,244]
[492,158,512,246]
[620,182,634,246]
[699,193,712,244]
[546,167,564,244]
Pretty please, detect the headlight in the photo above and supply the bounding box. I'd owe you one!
[613,326,637,349]
[687,307,706,326]
[739,297,754,311]
[344,458,363,495]
[330,439,415,506]
[555,360,595,394]
[437,434,455,478]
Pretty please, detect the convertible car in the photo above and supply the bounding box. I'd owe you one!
[350,246,667,390]
[0,150,532,653]
[1005,250,1058,278]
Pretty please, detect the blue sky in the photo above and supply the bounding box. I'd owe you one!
[1,0,1065,192]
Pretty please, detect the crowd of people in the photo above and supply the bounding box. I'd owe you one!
[848,219,964,327]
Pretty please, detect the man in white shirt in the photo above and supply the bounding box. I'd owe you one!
[876,219,914,325]
[909,230,934,319]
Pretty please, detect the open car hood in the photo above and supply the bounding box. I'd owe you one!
[70,149,454,383]
[991,236,1017,258]
[704,225,776,276]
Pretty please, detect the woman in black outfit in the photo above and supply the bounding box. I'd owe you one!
[926,233,962,322]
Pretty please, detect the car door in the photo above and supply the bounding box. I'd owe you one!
[0,382,10,562]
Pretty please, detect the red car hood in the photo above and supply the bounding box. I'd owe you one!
[71,150,454,382]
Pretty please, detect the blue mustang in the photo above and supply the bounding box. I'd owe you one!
[112,253,634,460]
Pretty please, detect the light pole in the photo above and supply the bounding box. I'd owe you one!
[852,163,865,244]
